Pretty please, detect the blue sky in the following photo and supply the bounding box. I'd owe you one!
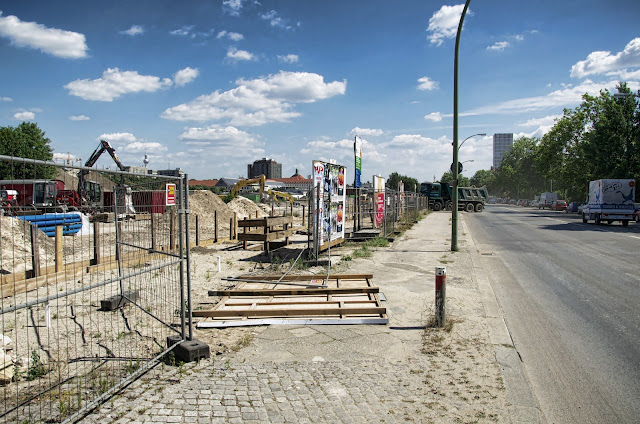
[1,1,640,183]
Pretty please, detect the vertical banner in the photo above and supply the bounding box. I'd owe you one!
[354,136,362,188]
[166,183,176,206]
[398,181,404,218]
[373,175,386,228]
[313,160,347,249]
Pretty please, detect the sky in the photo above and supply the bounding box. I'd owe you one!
[1,0,640,183]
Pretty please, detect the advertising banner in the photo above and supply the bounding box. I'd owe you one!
[165,183,176,206]
[373,175,385,228]
[354,136,362,188]
[312,160,346,249]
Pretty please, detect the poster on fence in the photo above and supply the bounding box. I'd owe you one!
[312,160,346,250]
[373,175,385,228]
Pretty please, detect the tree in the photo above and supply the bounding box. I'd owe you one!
[493,136,546,199]
[470,169,495,190]
[537,82,640,201]
[439,170,470,188]
[386,172,419,192]
[0,122,55,179]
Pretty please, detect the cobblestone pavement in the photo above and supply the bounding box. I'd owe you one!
[84,212,511,423]
[86,356,501,424]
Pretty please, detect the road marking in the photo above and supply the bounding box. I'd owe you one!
[629,235,640,240]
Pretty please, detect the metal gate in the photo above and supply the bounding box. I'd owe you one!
[0,155,192,423]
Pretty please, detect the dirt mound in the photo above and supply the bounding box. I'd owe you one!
[0,216,55,274]
[227,197,268,220]
[188,191,235,235]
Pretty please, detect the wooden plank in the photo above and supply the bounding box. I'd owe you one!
[193,306,386,318]
[208,287,380,296]
[234,273,373,282]
[237,228,295,242]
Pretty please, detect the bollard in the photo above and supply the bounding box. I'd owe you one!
[217,256,221,272]
[435,266,446,327]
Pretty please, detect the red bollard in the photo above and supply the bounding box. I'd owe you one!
[435,266,446,327]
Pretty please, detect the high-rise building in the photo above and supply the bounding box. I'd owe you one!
[493,133,513,169]
[247,158,282,179]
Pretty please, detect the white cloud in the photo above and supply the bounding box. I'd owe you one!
[69,115,90,121]
[98,132,138,144]
[120,25,144,36]
[226,47,254,61]
[217,30,244,41]
[14,111,35,120]
[427,4,468,47]
[518,115,560,128]
[174,67,199,86]
[161,71,347,126]
[487,41,509,52]
[179,125,265,164]
[223,0,245,16]
[1,96,12,102]
[571,38,640,78]
[261,10,295,30]
[65,68,173,101]
[460,79,640,117]
[514,35,524,41]
[278,54,299,64]
[170,25,194,36]
[122,141,167,153]
[417,76,438,91]
[424,112,443,122]
[350,127,383,137]
[0,12,88,58]
[53,152,79,162]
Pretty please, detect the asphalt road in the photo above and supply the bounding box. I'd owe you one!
[465,205,640,424]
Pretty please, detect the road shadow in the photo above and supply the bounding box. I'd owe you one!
[540,221,640,233]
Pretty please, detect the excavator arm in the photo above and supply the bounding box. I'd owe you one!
[79,140,126,202]
[267,189,294,205]
[231,175,265,196]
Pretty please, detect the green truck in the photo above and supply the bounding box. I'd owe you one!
[420,181,488,212]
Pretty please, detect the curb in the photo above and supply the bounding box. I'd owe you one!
[460,217,546,423]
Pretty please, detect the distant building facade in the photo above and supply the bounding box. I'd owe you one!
[248,158,282,179]
[493,133,513,169]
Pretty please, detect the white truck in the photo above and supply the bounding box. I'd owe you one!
[538,192,557,209]
[582,179,636,226]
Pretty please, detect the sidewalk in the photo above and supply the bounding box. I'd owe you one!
[85,211,540,423]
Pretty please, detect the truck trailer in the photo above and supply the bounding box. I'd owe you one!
[420,181,488,212]
[582,179,636,226]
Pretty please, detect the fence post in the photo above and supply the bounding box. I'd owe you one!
[195,214,200,246]
[302,205,305,226]
[229,218,233,240]
[150,212,156,251]
[435,266,446,327]
[55,225,63,273]
[233,212,238,240]
[29,224,40,278]
[214,210,218,243]
[93,221,101,265]
[170,208,176,250]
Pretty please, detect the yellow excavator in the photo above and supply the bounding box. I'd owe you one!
[267,189,294,205]
[230,175,266,197]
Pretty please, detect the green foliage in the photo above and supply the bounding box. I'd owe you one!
[439,170,470,188]
[26,349,47,381]
[387,172,419,192]
[470,169,495,189]
[222,193,236,203]
[493,137,546,199]
[0,122,55,179]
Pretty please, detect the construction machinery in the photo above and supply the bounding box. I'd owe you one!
[230,175,266,197]
[79,140,135,215]
[267,189,294,205]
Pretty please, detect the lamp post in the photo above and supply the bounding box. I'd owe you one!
[457,133,486,151]
[452,0,472,252]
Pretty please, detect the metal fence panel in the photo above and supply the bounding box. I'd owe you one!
[0,156,188,423]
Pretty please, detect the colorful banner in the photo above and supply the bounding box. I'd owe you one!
[373,175,385,228]
[165,183,176,206]
[312,160,347,247]
[354,136,362,188]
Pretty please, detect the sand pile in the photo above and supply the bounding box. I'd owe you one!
[188,191,236,236]
[0,216,55,274]
[227,197,268,220]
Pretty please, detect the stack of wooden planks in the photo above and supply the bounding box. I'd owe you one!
[195,273,387,328]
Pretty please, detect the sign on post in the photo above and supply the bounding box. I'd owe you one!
[373,175,385,228]
[354,136,363,188]
[166,183,176,206]
[312,160,346,251]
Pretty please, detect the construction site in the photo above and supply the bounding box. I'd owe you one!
[0,152,474,423]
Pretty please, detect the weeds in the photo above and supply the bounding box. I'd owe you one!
[26,350,47,381]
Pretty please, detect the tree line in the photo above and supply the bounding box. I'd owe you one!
[461,83,639,202]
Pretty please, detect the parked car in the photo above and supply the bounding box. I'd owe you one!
[551,200,567,211]
[566,201,583,213]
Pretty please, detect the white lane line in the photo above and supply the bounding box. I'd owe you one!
[629,235,640,240]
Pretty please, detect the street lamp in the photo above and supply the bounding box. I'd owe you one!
[452,0,472,252]
[457,133,486,151]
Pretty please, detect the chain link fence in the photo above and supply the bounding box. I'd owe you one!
[0,155,191,423]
